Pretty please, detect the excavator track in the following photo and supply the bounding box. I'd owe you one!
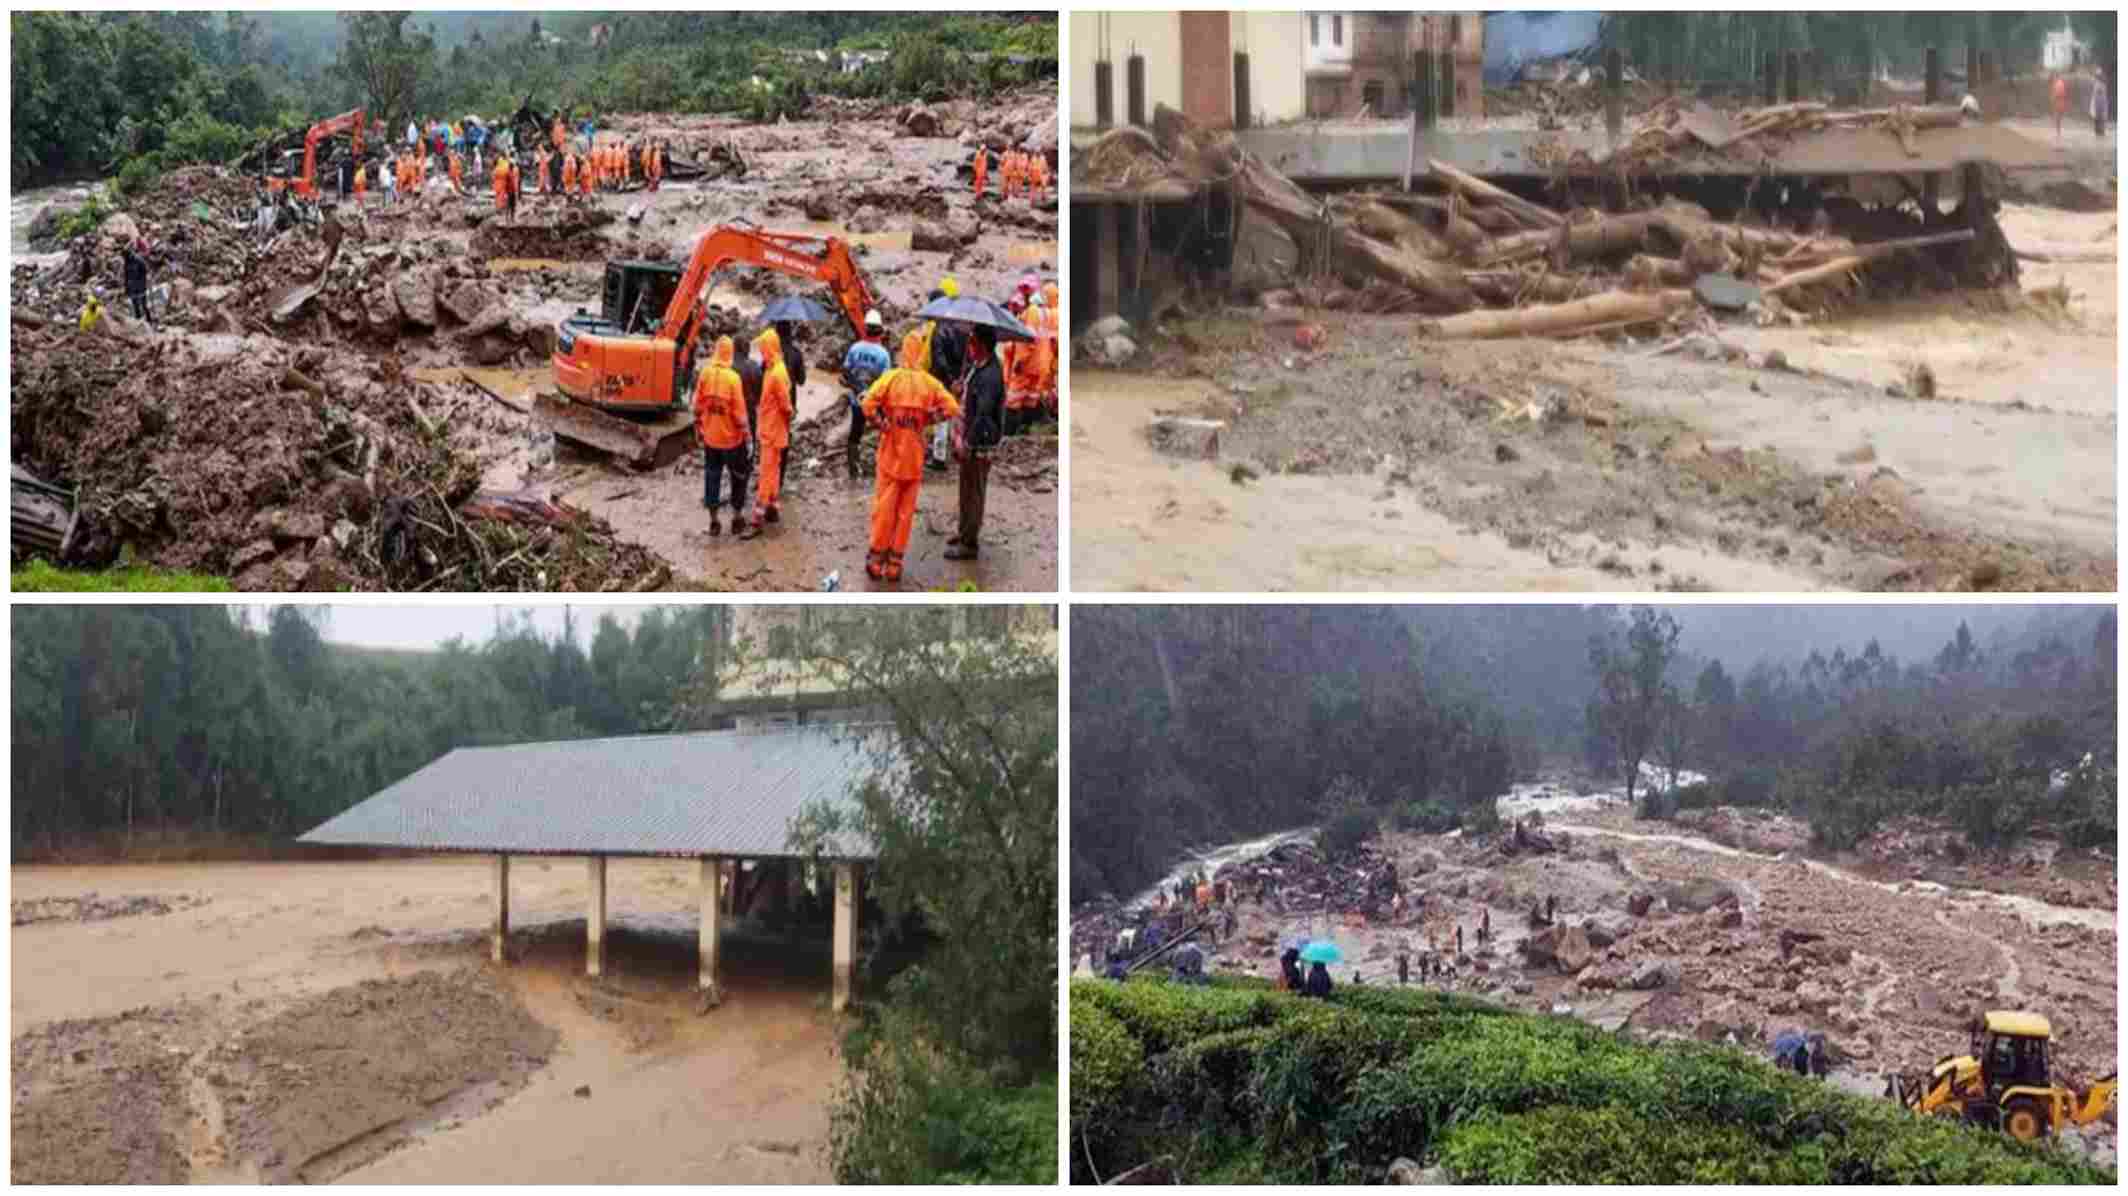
[533,392,694,471]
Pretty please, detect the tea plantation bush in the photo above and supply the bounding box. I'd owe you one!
[1069,977,2115,1185]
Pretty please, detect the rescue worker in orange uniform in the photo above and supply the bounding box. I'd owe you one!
[561,150,579,201]
[860,330,961,581]
[1033,153,1051,197]
[1037,282,1061,416]
[579,145,596,199]
[447,149,464,194]
[972,146,988,197]
[491,154,511,214]
[352,159,368,206]
[694,334,751,536]
[749,327,794,531]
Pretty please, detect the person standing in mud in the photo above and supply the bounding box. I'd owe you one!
[858,327,960,581]
[770,319,808,494]
[946,325,1004,562]
[841,310,892,480]
[748,326,795,533]
[694,334,750,537]
[120,239,155,327]
[920,284,967,472]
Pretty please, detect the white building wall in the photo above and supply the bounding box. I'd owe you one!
[1068,11,1183,127]
[1233,12,1308,123]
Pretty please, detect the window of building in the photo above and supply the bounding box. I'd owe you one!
[1332,15,1343,46]
[1309,14,1318,47]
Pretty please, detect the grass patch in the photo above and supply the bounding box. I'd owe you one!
[1069,975,2115,1185]
[13,560,232,592]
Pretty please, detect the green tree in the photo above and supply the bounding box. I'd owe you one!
[336,11,433,130]
[1588,607,1682,815]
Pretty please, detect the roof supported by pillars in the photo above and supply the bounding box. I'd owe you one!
[303,725,880,1008]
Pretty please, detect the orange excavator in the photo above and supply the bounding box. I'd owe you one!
[542,225,876,468]
[290,108,366,201]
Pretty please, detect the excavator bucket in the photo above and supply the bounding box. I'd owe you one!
[533,391,695,471]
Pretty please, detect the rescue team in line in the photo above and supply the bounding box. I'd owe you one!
[695,274,1059,585]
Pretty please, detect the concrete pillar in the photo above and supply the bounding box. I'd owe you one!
[1233,51,1252,131]
[832,861,861,1012]
[699,856,723,1003]
[491,854,510,964]
[586,855,607,978]
[1126,52,1146,128]
[1783,51,1800,103]
[1095,202,1120,321]
[1439,50,1456,119]
[1761,51,1777,105]
[1923,47,1942,215]
[1094,60,1114,130]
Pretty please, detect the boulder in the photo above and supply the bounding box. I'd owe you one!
[1581,914,1632,948]
[901,104,942,137]
[1387,1158,1447,1185]
[1706,905,1743,930]
[1553,926,1593,975]
[103,213,141,245]
[910,210,978,252]
[230,538,278,573]
[1519,925,1562,967]
[392,269,438,329]
[802,192,840,223]
[1796,981,1836,1014]
[1663,879,1741,914]
[848,204,887,234]
[1080,333,1137,367]
[27,203,73,248]
[1627,891,1655,917]
[441,281,492,325]
[1799,939,1853,967]
[1087,314,1134,341]
[1628,959,1677,991]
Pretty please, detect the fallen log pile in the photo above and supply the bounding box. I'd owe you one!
[1113,102,2009,341]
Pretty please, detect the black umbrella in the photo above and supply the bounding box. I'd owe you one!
[757,294,834,324]
[912,294,1036,342]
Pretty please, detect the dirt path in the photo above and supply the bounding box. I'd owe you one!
[11,859,841,1183]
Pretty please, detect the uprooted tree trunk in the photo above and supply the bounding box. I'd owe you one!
[1150,103,1478,313]
[1424,288,1695,340]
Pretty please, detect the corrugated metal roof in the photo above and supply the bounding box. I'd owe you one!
[299,725,880,860]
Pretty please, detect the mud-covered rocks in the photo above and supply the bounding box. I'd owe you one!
[1582,913,1632,948]
[911,210,979,252]
[1629,959,1677,990]
[391,268,438,329]
[900,104,943,137]
[1627,890,1655,916]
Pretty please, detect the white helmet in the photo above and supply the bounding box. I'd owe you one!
[863,308,883,331]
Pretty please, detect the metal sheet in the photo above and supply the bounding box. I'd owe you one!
[299,725,880,860]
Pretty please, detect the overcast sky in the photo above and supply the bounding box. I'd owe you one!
[238,604,657,650]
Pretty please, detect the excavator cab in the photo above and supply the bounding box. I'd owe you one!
[603,262,683,336]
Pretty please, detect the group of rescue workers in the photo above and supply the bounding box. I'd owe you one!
[330,109,673,220]
[691,271,1059,584]
[970,145,1052,201]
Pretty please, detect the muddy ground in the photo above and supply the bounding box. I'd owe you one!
[12,86,1058,592]
[10,858,844,1183]
[1072,205,2115,593]
[1072,790,2118,1164]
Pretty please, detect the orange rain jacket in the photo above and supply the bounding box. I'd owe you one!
[694,336,750,450]
[863,331,963,480]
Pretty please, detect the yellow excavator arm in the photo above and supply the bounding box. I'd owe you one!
[2072,1075,2117,1126]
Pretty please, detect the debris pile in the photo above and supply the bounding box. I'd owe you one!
[1106,102,2014,341]
[12,892,211,926]
[9,323,669,591]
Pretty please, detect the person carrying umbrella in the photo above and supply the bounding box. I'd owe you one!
[859,328,960,583]
[1299,939,1342,998]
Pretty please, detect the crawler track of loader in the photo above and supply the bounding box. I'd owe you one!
[533,391,695,471]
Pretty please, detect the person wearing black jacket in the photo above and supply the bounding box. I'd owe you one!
[946,325,1004,561]
[121,241,154,327]
[771,319,808,491]
[923,294,966,472]
[1305,961,1334,998]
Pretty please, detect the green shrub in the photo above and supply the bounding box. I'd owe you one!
[1393,800,1458,834]
[1436,1105,1824,1183]
[52,191,113,241]
[831,1007,1057,1184]
[1071,968,2117,1186]
[114,155,160,200]
[1071,977,1281,1057]
[1069,994,1142,1124]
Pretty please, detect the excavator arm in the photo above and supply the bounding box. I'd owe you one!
[659,226,877,370]
[2072,1074,2117,1126]
[295,108,366,200]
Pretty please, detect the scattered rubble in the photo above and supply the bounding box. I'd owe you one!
[13,892,211,927]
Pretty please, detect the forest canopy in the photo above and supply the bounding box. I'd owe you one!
[1070,605,2115,904]
[11,10,1057,186]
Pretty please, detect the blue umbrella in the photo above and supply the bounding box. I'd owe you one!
[912,294,1037,342]
[1300,940,1343,965]
[757,295,834,324]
